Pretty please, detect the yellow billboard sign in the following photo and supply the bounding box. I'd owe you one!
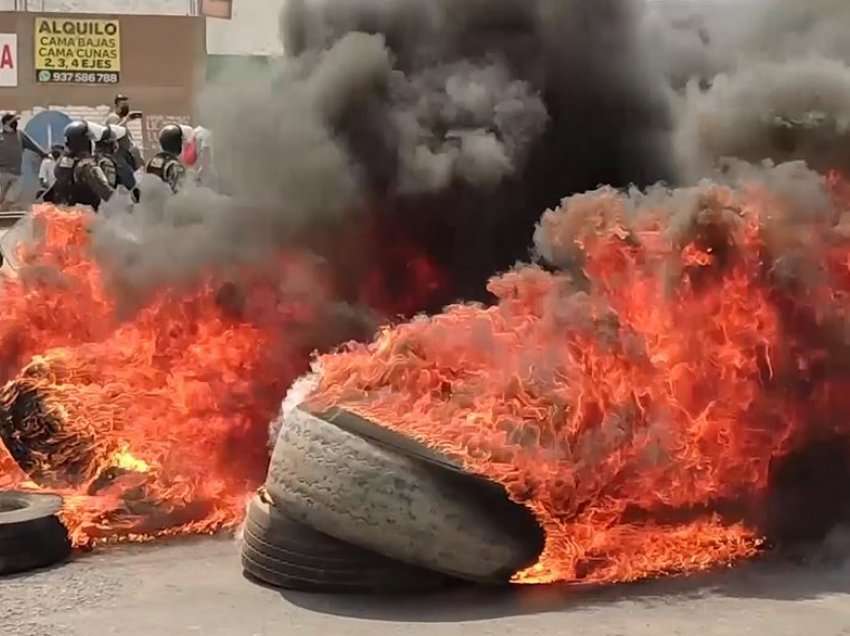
[34,17,121,84]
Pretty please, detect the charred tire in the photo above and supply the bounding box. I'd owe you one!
[763,438,850,546]
[265,406,545,584]
[241,492,450,592]
[0,492,70,576]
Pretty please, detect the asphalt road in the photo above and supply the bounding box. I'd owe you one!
[2,536,850,636]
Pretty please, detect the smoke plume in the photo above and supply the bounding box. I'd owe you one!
[92,0,674,312]
[650,0,850,181]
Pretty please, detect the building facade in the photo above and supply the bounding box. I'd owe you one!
[0,10,205,187]
[0,1,286,185]
[0,0,287,55]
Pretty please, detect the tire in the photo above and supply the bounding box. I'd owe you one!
[763,438,850,546]
[241,492,451,592]
[0,492,71,576]
[265,406,544,584]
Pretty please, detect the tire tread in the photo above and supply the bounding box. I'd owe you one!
[241,494,449,593]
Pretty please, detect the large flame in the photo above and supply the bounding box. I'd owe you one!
[0,206,315,547]
[309,171,850,585]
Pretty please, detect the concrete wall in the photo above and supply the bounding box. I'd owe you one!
[0,0,284,175]
[0,12,205,111]
[0,11,204,157]
[206,0,285,55]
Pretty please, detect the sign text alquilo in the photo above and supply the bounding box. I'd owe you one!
[34,17,121,85]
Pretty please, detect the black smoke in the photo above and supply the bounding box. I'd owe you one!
[95,0,674,313]
[273,0,673,303]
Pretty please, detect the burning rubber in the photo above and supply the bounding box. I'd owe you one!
[8,165,850,592]
[247,404,545,589]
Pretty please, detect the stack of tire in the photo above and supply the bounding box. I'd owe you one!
[241,405,545,592]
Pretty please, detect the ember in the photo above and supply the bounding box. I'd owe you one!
[308,166,850,585]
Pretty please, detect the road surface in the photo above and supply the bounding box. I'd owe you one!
[3,536,850,635]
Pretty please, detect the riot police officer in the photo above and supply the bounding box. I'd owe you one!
[146,124,186,194]
[99,125,141,202]
[94,126,119,190]
[46,120,114,210]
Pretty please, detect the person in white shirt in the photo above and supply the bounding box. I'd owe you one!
[38,145,62,191]
[105,94,130,126]
[104,94,143,168]
[181,126,217,189]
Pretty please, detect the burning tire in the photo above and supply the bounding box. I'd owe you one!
[241,491,451,592]
[0,492,71,576]
[764,438,850,546]
[265,405,545,584]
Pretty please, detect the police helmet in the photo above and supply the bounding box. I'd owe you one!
[64,120,91,154]
[159,124,183,155]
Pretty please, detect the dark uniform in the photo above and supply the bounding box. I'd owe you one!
[96,151,119,189]
[45,121,113,210]
[146,151,185,194]
[115,134,140,196]
[94,126,123,190]
[49,153,114,210]
[146,124,186,194]
[99,129,140,202]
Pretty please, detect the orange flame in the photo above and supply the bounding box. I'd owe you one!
[309,177,850,585]
[0,205,312,547]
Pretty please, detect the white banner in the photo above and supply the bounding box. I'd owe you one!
[0,34,17,88]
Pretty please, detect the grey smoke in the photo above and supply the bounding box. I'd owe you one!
[89,0,673,310]
[391,60,548,193]
[274,8,550,196]
[201,32,375,212]
[648,0,850,181]
[88,0,850,313]
[674,56,850,182]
